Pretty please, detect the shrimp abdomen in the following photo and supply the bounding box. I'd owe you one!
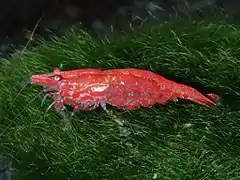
[106,74,171,110]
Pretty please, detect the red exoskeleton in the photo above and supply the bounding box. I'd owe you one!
[31,68,219,126]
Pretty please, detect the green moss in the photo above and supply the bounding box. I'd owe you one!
[1,21,240,179]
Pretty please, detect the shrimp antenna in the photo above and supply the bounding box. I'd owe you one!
[11,76,31,106]
[1,90,44,137]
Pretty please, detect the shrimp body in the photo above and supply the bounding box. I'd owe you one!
[31,68,219,114]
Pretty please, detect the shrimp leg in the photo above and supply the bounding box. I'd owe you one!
[71,102,99,116]
[100,102,125,126]
[43,92,71,129]
[100,102,133,137]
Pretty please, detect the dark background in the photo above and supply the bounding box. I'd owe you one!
[0,0,240,58]
[0,0,240,179]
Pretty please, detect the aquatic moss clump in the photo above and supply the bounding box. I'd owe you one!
[1,21,240,179]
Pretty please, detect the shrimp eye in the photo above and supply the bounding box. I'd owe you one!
[52,75,62,81]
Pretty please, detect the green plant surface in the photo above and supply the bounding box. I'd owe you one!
[1,21,240,179]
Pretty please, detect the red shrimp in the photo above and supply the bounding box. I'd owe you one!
[31,68,219,119]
